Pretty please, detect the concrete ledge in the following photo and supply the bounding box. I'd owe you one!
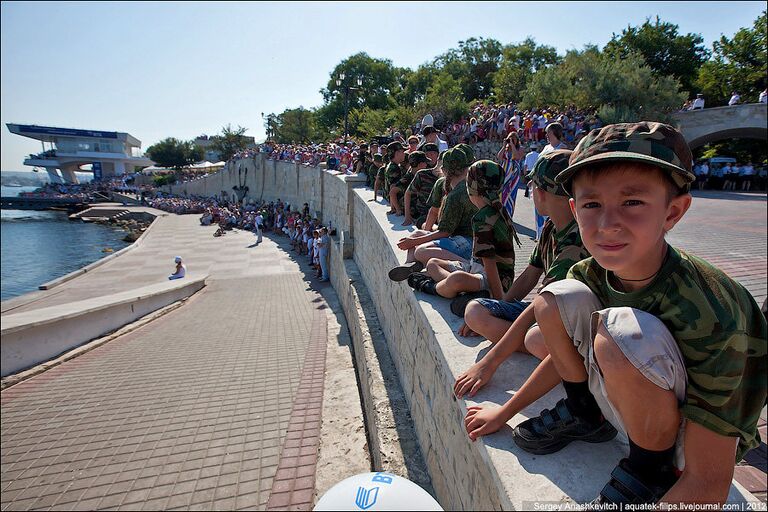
[38,210,163,290]
[1,275,206,377]
[329,238,432,494]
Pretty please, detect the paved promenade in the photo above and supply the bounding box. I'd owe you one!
[1,189,765,509]
[1,213,368,510]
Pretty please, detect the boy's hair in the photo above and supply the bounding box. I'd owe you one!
[573,161,686,202]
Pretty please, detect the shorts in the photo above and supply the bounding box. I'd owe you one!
[431,235,473,261]
[446,258,488,290]
[474,298,530,322]
[540,279,688,468]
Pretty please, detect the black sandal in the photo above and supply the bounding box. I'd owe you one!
[449,291,491,317]
[592,459,678,506]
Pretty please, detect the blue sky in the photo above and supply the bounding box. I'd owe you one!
[1,1,765,171]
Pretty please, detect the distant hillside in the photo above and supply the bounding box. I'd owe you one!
[1,171,93,187]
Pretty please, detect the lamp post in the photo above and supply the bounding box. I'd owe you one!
[335,73,363,142]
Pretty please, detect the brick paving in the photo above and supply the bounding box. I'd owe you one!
[1,222,331,511]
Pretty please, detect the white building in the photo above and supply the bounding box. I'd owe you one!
[7,124,155,184]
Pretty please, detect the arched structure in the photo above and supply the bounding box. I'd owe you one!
[671,103,767,150]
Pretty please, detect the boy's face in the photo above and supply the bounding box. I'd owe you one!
[569,166,691,278]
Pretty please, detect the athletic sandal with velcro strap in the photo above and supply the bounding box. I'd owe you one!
[590,459,678,507]
[512,398,618,455]
[450,290,491,317]
[388,261,424,282]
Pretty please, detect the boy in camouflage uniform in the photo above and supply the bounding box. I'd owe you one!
[400,151,432,226]
[384,142,407,215]
[508,122,766,506]
[366,153,383,189]
[456,150,591,405]
[409,160,519,303]
[405,143,442,229]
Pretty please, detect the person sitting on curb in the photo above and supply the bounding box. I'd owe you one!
[406,160,520,316]
[404,144,442,229]
[400,151,433,226]
[388,144,478,281]
[384,142,408,215]
[168,256,186,280]
[477,122,767,507]
[454,150,589,412]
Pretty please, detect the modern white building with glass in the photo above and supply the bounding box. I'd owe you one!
[6,124,155,184]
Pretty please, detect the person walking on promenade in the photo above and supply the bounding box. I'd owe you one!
[255,210,264,244]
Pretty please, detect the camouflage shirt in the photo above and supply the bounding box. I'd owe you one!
[383,162,403,191]
[530,219,590,289]
[437,180,477,238]
[568,246,767,461]
[471,205,517,291]
[407,167,441,218]
[428,177,447,211]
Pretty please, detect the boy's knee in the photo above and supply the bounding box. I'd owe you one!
[592,323,630,375]
[425,257,442,272]
[533,292,561,326]
[464,300,488,328]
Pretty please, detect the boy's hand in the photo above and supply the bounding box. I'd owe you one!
[454,359,497,398]
[465,406,506,441]
[397,238,418,250]
[402,216,413,226]
[457,322,478,337]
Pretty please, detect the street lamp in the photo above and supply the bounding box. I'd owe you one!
[335,73,363,142]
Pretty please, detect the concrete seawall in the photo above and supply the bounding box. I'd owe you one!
[161,149,757,508]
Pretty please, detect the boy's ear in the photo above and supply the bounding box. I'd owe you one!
[664,193,692,232]
[568,197,578,219]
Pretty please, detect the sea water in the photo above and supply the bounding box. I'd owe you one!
[1,186,131,301]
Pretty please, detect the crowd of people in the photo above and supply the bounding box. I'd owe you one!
[142,113,766,507]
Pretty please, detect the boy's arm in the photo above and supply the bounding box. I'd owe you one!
[423,206,439,231]
[397,230,449,250]
[455,304,537,398]
[403,190,414,223]
[465,356,560,440]
[659,422,737,506]
[481,257,504,300]
[502,265,543,302]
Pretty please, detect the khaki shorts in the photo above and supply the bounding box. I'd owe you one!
[541,279,688,468]
[447,259,488,291]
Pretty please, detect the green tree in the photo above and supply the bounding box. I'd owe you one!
[316,52,399,134]
[210,124,250,162]
[146,138,204,170]
[697,10,767,105]
[492,38,560,103]
[420,72,468,127]
[522,46,685,123]
[434,37,503,101]
[604,16,710,97]
[273,107,316,143]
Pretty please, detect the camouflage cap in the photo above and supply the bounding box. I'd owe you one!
[555,122,695,195]
[527,149,573,197]
[441,145,474,173]
[455,143,475,163]
[467,160,504,203]
[386,141,407,157]
[422,142,439,154]
[408,151,430,166]
[372,153,383,162]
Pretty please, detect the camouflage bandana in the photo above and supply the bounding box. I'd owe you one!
[555,122,695,195]
[442,145,473,172]
[527,149,572,197]
[467,160,504,206]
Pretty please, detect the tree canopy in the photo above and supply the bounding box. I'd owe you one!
[210,124,250,162]
[604,16,710,97]
[146,138,204,170]
[696,10,767,105]
[261,11,764,142]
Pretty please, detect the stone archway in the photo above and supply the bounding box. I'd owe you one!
[672,103,767,150]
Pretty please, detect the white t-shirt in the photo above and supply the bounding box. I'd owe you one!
[438,139,449,153]
[728,94,740,106]
[255,214,263,227]
[691,97,705,109]
[523,150,540,172]
[760,90,768,104]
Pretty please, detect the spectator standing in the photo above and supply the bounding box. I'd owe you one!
[760,89,768,104]
[728,91,741,106]
[318,227,331,281]
[255,210,264,243]
[691,94,705,110]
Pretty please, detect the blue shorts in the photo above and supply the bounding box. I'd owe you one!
[474,298,530,322]
[432,235,473,261]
